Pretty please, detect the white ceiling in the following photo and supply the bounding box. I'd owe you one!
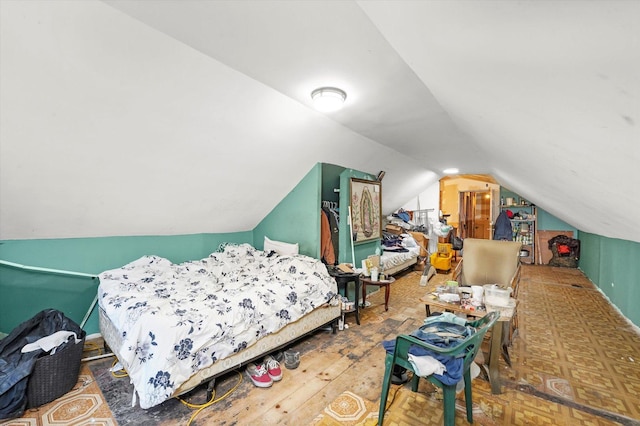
[101,0,640,242]
[1,0,638,242]
[103,0,485,170]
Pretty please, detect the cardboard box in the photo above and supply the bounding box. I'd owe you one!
[385,224,403,235]
[337,263,354,273]
[409,231,429,257]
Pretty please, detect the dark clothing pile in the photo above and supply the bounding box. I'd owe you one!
[0,309,84,420]
[381,231,408,252]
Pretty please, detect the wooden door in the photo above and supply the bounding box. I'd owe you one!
[459,191,492,239]
[460,192,473,239]
[474,192,491,239]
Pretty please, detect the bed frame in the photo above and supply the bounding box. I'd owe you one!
[381,248,419,276]
[99,302,341,399]
[383,255,417,276]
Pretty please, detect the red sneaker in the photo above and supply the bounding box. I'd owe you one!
[264,355,283,381]
[246,363,273,388]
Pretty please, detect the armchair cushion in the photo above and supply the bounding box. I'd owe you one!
[454,238,521,288]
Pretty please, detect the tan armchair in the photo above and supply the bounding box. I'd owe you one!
[453,238,522,364]
[453,238,522,292]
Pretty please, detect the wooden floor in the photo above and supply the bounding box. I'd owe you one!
[5,263,640,425]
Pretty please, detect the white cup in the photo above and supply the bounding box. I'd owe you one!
[371,267,379,281]
[471,285,484,303]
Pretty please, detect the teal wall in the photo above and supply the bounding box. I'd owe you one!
[499,187,639,328]
[336,168,381,302]
[537,209,578,235]
[0,162,384,335]
[321,163,344,205]
[3,171,637,334]
[0,232,252,335]
[579,233,640,327]
[0,233,251,274]
[253,164,322,258]
[338,169,381,267]
[0,266,97,338]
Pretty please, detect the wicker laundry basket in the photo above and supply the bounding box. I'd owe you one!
[26,333,86,408]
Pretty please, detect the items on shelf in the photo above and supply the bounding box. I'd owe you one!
[500,196,537,264]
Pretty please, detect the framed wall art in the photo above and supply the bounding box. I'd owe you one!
[350,178,382,244]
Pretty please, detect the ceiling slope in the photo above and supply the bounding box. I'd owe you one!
[102,0,486,171]
[0,0,435,239]
[1,0,638,243]
[104,0,640,241]
[359,1,640,242]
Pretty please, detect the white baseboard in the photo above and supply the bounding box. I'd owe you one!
[85,332,102,341]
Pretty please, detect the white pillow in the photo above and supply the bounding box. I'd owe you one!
[264,236,299,255]
[401,234,419,249]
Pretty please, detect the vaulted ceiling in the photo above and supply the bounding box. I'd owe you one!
[1,1,638,242]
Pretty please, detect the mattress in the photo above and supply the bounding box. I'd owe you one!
[381,247,420,276]
[97,243,339,408]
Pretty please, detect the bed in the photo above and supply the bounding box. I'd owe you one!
[380,231,423,276]
[98,243,340,409]
[380,247,419,276]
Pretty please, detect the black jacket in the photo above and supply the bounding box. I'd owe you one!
[493,211,513,241]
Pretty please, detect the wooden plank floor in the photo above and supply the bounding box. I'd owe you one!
[5,263,640,425]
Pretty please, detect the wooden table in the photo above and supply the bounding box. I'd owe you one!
[360,276,396,311]
[419,292,517,394]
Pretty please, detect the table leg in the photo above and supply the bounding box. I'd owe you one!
[384,284,389,311]
[489,322,503,394]
[362,282,367,309]
[354,277,360,325]
[501,322,512,367]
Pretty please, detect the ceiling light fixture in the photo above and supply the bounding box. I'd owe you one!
[442,168,459,174]
[311,87,347,112]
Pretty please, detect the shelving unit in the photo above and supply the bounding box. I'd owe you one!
[500,201,537,265]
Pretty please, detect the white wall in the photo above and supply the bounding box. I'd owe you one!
[401,182,439,215]
[0,0,435,240]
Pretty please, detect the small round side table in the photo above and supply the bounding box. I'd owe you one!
[360,276,395,311]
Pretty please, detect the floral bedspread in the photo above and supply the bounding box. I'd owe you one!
[381,247,419,268]
[98,243,337,409]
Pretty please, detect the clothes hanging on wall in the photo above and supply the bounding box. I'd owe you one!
[321,209,336,265]
[493,210,513,241]
[321,203,340,265]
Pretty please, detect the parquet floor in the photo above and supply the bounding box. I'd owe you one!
[367,265,640,426]
[4,263,640,425]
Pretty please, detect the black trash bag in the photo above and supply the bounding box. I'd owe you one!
[0,309,84,420]
[451,235,464,251]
